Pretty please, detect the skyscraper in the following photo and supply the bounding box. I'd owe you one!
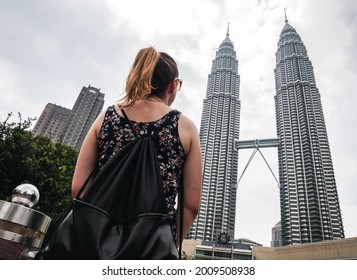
[271,221,283,247]
[274,18,344,245]
[33,85,104,150]
[32,103,71,142]
[62,85,105,149]
[189,28,241,241]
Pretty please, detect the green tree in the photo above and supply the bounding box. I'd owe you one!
[0,113,79,238]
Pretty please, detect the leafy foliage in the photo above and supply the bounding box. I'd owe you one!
[0,113,79,239]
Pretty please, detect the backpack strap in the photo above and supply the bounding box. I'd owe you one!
[120,108,139,138]
[120,108,162,139]
[178,178,184,259]
[75,168,98,199]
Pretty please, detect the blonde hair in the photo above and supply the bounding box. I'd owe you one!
[122,47,178,107]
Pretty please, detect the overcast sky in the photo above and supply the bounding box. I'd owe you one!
[1,0,356,247]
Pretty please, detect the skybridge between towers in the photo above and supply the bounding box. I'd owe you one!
[235,138,280,186]
[235,138,280,150]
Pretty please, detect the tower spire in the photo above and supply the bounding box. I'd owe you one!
[226,22,230,37]
[284,8,288,23]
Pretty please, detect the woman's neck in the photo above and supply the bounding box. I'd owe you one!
[147,96,165,103]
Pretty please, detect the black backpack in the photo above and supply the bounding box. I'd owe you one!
[35,108,182,259]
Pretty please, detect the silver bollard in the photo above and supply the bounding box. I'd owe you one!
[0,184,51,260]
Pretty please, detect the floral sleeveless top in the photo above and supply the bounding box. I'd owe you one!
[97,105,186,241]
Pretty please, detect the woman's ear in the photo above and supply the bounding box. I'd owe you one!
[168,79,177,93]
[165,79,178,106]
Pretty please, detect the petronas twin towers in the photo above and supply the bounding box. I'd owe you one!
[188,18,344,246]
[189,30,241,242]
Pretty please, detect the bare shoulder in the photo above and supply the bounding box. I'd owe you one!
[92,109,107,136]
[178,113,198,134]
[178,113,199,155]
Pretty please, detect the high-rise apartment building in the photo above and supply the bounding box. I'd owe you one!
[274,18,344,245]
[32,103,71,142]
[61,85,105,149]
[33,85,104,150]
[271,221,283,247]
[188,29,241,241]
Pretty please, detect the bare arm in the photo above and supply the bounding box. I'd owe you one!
[176,115,202,245]
[71,112,105,198]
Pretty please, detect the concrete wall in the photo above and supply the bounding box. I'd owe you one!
[252,237,357,260]
[182,239,202,259]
